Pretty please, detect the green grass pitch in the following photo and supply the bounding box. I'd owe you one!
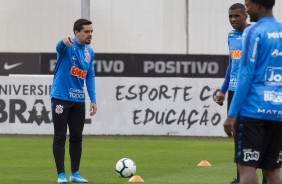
[0,135,268,184]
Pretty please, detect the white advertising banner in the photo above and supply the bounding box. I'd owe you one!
[0,76,227,136]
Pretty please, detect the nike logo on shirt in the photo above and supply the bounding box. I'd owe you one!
[4,62,23,70]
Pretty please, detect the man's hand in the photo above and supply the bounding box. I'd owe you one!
[63,37,73,46]
[215,92,225,106]
[224,116,236,137]
[90,103,97,116]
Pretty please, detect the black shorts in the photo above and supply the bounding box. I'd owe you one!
[235,116,282,170]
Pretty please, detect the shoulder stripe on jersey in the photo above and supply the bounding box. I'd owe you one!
[243,23,262,66]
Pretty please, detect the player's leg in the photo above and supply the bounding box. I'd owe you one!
[68,102,88,182]
[260,121,282,184]
[239,165,259,184]
[232,112,241,184]
[262,171,267,184]
[236,117,265,184]
[51,98,70,182]
[263,169,282,184]
[68,102,85,173]
[227,91,239,184]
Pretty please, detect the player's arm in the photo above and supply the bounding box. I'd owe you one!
[56,37,73,54]
[85,51,97,116]
[215,57,232,105]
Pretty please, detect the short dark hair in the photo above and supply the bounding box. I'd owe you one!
[251,0,275,9]
[73,19,92,33]
[229,3,246,13]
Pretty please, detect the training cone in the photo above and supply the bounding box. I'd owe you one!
[128,175,144,182]
[197,160,212,167]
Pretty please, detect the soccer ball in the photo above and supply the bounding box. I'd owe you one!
[115,158,136,177]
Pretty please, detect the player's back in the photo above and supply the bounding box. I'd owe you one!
[237,17,282,121]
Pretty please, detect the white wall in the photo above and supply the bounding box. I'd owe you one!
[0,0,80,53]
[188,0,241,55]
[0,76,226,136]
[92,0,187,54]
[188,0,282,54]
[0,0,282,54]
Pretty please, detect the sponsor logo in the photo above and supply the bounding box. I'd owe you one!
[55,104,63,114]
[70,66,87,79]
[69,88,85,99]
[43,53,227,77]
[230,50,241,59]
[95,60,124,73]
[0,99,51,125]
[243,149,260,162]
[0,83,92,126]
[272,49,282,57]
[229,77,237,88]
[0,98,92,125]
[268,32,282,39]
[143,61,219,74]
[257,108,282,116]
[277,151,282,163]
[265,67,282,86]
[49,59,57,72]
[264,91,282,103]
[28,100,50,125]
[4,62,23,70]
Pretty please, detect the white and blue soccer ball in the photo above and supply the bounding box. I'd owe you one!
[115,158,136,177]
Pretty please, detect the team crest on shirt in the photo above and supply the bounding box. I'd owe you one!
[55,104,64,114]
[85,53,90,63]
